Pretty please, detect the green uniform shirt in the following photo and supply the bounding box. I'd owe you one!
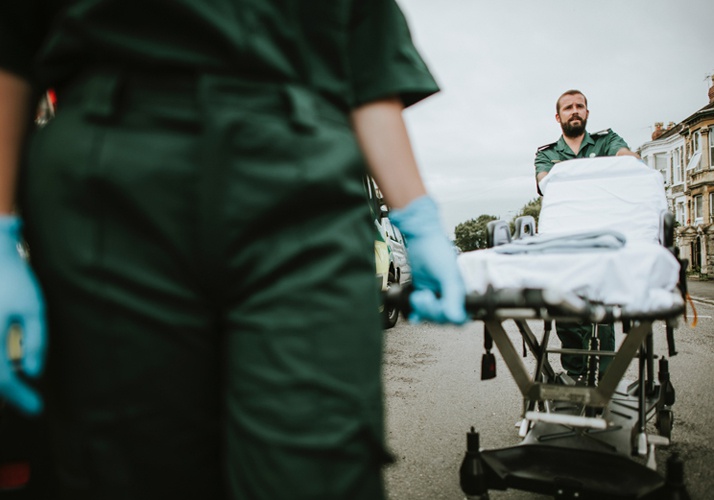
[0,0,438,111]
[534,129,629,177]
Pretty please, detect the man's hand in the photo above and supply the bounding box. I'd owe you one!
[390,196,467,324]
[0,216,46,415]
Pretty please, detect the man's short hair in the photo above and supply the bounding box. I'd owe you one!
[556,90,588,114]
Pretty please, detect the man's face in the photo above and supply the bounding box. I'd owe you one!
[556,93,589,138]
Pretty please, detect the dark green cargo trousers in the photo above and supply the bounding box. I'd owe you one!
[20,70,387,500]
[555,321,615,378]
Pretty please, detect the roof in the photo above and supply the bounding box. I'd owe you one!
[657,122,684,141]
[682,100,714,125]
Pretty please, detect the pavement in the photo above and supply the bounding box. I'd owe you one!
[684,277,714,306]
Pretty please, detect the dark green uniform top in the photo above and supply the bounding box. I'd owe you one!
[535,129,627,376]
[0,0,438,111]
[534,129,629,177]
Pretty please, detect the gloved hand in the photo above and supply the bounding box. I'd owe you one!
[0,216,46,415]
[389,196,467,324]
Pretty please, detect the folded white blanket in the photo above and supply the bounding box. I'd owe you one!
[458,241,681,313]
[492,230,626,255]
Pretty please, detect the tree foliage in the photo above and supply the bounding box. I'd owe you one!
[454,198,543,252]
[454,214,498,252]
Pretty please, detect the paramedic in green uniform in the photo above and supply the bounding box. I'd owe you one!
[0,1,467,499]
[534,89,639,380]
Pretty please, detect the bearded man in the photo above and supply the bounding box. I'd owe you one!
[532,89,639,382]
[535,89,639,186]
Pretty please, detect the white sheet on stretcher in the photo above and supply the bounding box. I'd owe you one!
[457,157,682,314]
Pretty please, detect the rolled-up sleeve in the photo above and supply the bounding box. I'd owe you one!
[534,151,554,176]
[606,131,629,155]
[348,0,439,109]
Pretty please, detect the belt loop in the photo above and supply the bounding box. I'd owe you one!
[284,84,317,132]
[82,69,123,121]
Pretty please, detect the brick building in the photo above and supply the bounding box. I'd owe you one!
[639,76,714,274]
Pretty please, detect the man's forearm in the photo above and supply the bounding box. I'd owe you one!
[616,147,640,159]
[350,97,427,209]
[0,70,32,215]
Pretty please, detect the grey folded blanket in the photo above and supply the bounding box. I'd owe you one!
[492,230,626,254]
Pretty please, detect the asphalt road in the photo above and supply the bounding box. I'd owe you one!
[382,293,714,500]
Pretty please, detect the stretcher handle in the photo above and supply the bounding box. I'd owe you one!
[384,284,684,323]
[384,284,591,318]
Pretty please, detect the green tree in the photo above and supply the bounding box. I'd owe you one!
[454,214,498,252]
[509,197,542,233]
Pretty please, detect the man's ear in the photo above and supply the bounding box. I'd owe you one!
[555,113,562,124]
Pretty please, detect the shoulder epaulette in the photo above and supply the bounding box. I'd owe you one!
[591,128,612,137]
[536,142,557,152]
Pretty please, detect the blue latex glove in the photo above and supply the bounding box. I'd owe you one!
[0,216,46,415]
[389,196,467,324]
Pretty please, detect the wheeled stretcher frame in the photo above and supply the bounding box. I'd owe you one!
[387,212,690,500]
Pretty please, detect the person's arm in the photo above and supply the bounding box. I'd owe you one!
[615,147,641,159]
[534,149,554,189]
[0,68,46,415]
[606,130,640,159]
[350,97,425,209]
[0,69,32,214]
[351,97,466,324]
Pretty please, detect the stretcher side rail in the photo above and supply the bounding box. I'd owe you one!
[462,286,684,324]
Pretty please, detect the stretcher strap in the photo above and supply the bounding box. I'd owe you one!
[684,293,697,327]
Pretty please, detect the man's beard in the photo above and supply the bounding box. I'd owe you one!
[561,116,587,138]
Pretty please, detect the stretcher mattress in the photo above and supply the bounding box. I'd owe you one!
[457,157,682,314]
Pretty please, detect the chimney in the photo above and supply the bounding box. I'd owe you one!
[652,122,665,140]
[709,75,714,104]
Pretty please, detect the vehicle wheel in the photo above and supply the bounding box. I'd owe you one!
[656,409,673,439]
[383,273,399,329]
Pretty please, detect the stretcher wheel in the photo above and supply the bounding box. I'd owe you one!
[656,409,674,439]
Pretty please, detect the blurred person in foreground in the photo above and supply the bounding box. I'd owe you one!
[0,1,466,498]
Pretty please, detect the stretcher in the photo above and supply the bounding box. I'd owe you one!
[389,157,692,499]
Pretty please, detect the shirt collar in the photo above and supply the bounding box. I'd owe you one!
[555,130,594,155]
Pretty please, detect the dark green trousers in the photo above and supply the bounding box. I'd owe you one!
[20,70,387,500]
[555,321,615,378]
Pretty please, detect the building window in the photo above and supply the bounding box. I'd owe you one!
[710,192,714,223]
[673,147,683,183]
[677,202,685,225]
[694,130,701,153]
[655,153,668,184]
[694,194,704,224]
[710,127,714,167]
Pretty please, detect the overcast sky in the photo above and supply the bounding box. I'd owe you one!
[396,0,714,236]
